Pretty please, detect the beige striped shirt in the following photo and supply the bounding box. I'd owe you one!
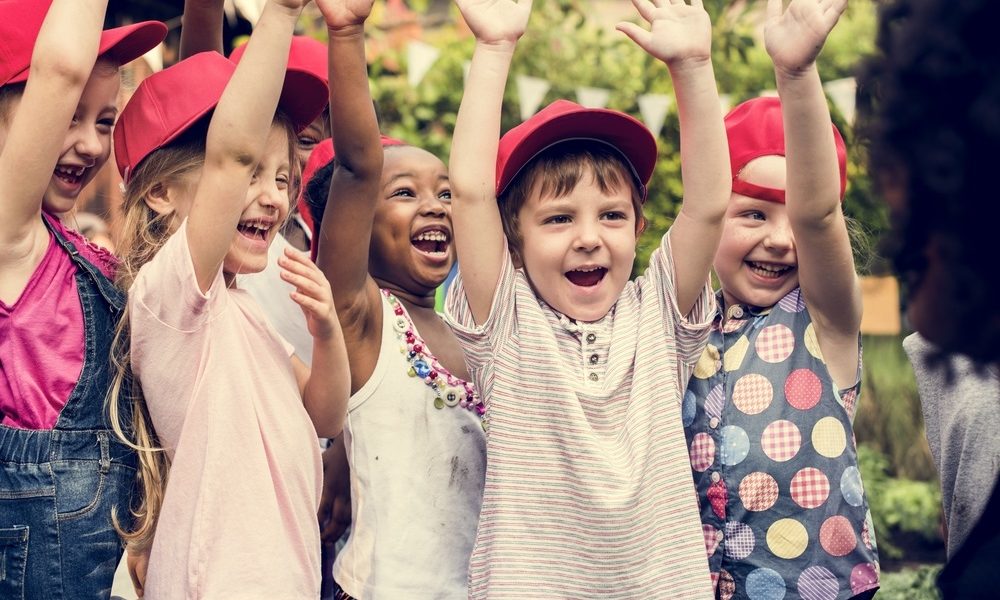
[446,230,716,599]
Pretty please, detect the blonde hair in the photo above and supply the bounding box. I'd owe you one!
[108,113,299,550]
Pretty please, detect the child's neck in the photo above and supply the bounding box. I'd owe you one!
[375,277,436,311]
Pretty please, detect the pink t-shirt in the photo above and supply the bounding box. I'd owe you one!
[130,222,322,598]
[0,214,117,429]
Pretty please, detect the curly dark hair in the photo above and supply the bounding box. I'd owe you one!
[857,0,999,364]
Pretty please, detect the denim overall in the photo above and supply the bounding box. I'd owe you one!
[0,219,138,599]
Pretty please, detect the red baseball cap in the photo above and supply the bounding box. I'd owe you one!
[299,135,407,260]
[0,0,166,87]
[114,51,328,182]
[725,96,848,203]
[231,35,328,85]
[495,99,657,200]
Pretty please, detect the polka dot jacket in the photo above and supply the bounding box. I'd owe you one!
[683,288,879,600]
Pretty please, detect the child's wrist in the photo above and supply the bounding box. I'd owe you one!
[774,62,818,82]
[327,23,366,39]
[475,38,519,55]
[664,55,712,72]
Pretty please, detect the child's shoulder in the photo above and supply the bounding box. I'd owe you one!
[44,213,118,280]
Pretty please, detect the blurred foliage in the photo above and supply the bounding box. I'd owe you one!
[878,564,942,599]
[326,0,885,273]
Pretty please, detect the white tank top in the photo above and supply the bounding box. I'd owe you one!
[333,292,487,599]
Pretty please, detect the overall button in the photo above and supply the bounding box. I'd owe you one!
[586,333,597,344]
[588,372,599,382]
[716,530,724,542]
[711,471,721,483]
[589,354,599,365]
[709,417,720,429]
[727,305,745,320]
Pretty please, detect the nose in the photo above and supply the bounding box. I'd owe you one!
[763,219,794,253]
[418,194,447,218]
[255,179,287,213]
[573,220,601,252]
[73,123,105,161]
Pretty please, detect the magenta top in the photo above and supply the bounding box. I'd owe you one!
[0,214,117,429]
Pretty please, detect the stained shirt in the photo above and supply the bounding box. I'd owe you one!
[446,230,716,599]
[684,288,879,599]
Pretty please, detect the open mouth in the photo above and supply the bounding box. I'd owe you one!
[237,218,273,242]
[411,229,450,256]
[53,164,87,187]
[565,266,607,287]
[746,261,793,280]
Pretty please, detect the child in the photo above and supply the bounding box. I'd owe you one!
[304,1,487,597]
[109,0,350,595]
[445,0,730,596]
[0,1,164,596]
[684,1,879,598]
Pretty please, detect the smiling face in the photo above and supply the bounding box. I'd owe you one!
[369,145,454,295]
[714,155,799,309]
[0,60,120,215]
[515,169,639,322]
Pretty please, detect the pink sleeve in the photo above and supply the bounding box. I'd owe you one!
[130,221,228,332]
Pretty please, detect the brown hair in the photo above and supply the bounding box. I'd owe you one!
[108,112,298,551]
[498,141,646,257]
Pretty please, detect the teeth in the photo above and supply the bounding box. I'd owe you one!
[750,262,789,273]
[241,221,271,232]
[413,231,447,242]
[56,165,85,177]
[575,266,602,272]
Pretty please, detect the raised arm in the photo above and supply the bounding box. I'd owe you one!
[450,0,533,325]
[618,0,730,315]
[0,0,107,243]
[314,0,383,324]
[187,0,305,292]
[766,0,860,339]
[179,0,225,59]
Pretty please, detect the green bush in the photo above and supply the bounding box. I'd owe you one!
[878,565,942,600]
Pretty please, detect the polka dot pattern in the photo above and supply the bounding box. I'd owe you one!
[694,344,721,379]
[689,433,715,472]
[841,387,859,420]
[720,426,751,466]
[708,479,728,520]
[724,521,755,560]
[719,570,736,600]
[850,563,879,595]
[804,323,824,362]
[840,466,864,507]
[862,510,877,552]
[785,368,822,410]
[797,566,839,600]
[733,373,773,415]
[682,390,697,427]
[812,417,847,458]
[820,516,857,557]
[755,324,795,363]
[790,467,830,509]
[724,335,750,371]
[746,568,786,600]
[703,524,722,557]
[761,420,801,462]
[739,472,779,512]
[705,384,725,420]
[766,518,809,559]
[778,288,806,313]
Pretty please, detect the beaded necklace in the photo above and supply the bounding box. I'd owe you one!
[383,290,486,428]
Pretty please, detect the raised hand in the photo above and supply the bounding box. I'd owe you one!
[271,0,314,12]
[617,0,712,67]
[279,247,338,341]
[315,0,374,29]
[764,0,847,75]
[455,0,533,46]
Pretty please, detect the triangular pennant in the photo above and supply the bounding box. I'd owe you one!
[407,40,440,88]
[516,75,551,121]
[758,89,779,98]
[229,0,265,25]
[719,93,732,115]
[637,93,672,137]
[576,86,611,109]
[141,43,164,73]
[824,77,857,124]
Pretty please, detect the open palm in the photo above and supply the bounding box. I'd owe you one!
[618,0,712,65]
[315,0,374,28]
[764,0,847,73]
[456,0,533,45]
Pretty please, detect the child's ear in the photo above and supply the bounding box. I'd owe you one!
[635,215,647,238]
[509,242,524,269]
[144,182,177,217]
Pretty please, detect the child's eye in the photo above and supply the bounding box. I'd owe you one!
[744,211,765,221]
[297,136,318,151]
[602,211,627,221]
[544,215,571,225]
[391,188,415,198]
[276,175,290,190]
[97,118,115,130]
[439,189,452,201]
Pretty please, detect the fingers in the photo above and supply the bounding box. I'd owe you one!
[616,22,652,52]
[629,0,657,24]
[767,0,783,22]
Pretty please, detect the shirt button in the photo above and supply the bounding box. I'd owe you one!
[711,471,721,483]
[716,530,724,542]
[727,305,744,319]
[589,354,599,365]
[709,417,720,429]
[586,333,597,344]
[588,372,599,382]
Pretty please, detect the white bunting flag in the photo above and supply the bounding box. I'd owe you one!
[142,43,164,73]
[637,93,672,137]
[719,93,733,115]
[516,75,551,121]
[407,41,440,88]
[576,86,611,109]
[228,0,265,25]
[758,89,779,98]
[824,77,857,124]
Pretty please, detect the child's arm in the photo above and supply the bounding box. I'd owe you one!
[179,0,225,59]
[767,0,860,342]
[618,0,730,316]
[313,0,383,336]
[186,0,303,292]
[285,248,350,437]
[0,0,107,247]
[450,0,532,325]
